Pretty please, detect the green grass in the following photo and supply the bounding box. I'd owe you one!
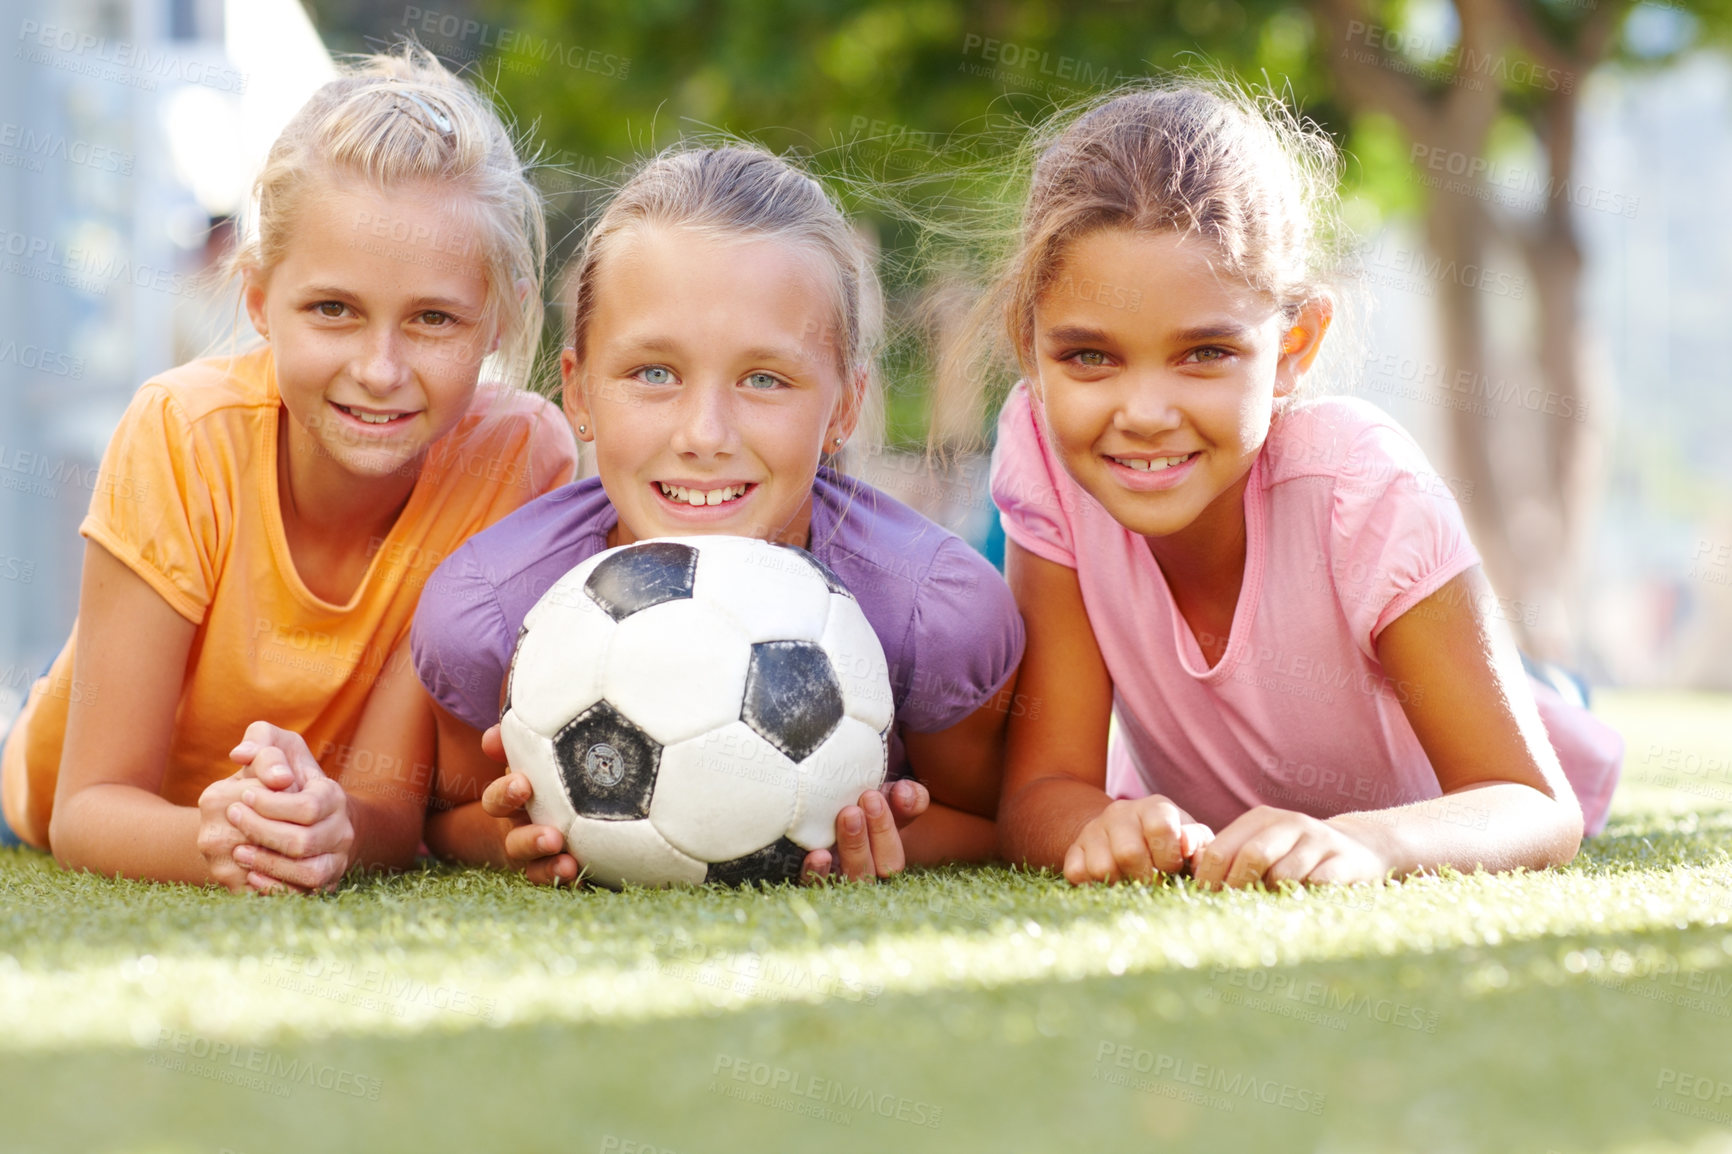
[5,691,1732,1154]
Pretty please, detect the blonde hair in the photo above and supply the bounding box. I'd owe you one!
[1004,81,1342,371]
[565,144,883,452]
[231,44,546,387]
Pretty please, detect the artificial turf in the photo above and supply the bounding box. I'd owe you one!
[3,690,1730,1154]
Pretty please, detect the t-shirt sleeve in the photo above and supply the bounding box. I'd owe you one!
[411,540,514,731]
[78,383,221,624]
[898,538,1026,733]
[990,384,1077,568]
[1329,419,1481,658]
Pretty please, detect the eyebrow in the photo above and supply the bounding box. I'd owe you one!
[1172,322,1255,343]
[616,335,814,366]
[1040,321,1255,345]
[298,286,475,312]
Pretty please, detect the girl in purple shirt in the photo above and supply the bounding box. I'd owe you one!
[411,145,1024,883]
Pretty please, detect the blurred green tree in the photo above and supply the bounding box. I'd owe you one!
[349,0,1724,656]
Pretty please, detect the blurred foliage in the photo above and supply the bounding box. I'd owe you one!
[297,0,1732,443]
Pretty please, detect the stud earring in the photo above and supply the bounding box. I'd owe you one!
[578,424,587,435]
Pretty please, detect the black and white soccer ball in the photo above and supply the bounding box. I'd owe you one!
[499,536,893,887]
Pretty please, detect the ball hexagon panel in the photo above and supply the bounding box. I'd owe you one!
[553,700,662,821]
[567,814,708,888]
[742,640,843,763]
[650,721,800,863]
[704,836,808,886]
[787,716,889,850]
[583,540,698,622]
[506,588,615,735]
[819,594,893,734]
[693,539,831,644]
[499,708,577,832]
[603,598,754,746]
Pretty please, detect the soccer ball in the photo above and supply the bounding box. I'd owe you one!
[499,536,893,887]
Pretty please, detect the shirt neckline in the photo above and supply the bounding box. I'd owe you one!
[260,353,436,614]
[1133,453,1267,686]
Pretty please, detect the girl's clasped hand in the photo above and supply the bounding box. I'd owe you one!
[0,46,576,889]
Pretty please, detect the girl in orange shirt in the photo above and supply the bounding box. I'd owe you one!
[0,47,576,890]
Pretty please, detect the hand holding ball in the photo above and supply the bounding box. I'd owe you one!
[499,536,893,887]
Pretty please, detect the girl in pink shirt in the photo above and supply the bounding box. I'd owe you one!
[988,83,1622,888]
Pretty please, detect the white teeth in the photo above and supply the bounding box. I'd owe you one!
[1112,454,1192,472]
[341,405,400,425]
[657,482,747,506]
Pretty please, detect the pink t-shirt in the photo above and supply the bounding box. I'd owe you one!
[991,383,1621,835]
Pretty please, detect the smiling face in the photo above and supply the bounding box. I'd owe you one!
[563,225,857,548]
[244,176,496,491]
[1031,227,1326,557]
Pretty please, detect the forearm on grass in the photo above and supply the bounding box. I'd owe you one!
[998,775,1115,872]
[1330,781,1583,878]
[899,801,998,866]
[49,786,211,884]
[423,799,512,870]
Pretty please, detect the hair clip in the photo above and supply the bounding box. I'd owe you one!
[384,78,455,140]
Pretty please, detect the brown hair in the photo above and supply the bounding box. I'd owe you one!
[998,79,1343,377]
[564,144,883,449]
[231,43,546,387]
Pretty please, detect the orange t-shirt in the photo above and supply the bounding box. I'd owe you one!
[1,347,577,847]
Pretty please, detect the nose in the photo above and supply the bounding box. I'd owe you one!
[669,378,738,458]
[352,324,412,397]
[1112,371,1183,439]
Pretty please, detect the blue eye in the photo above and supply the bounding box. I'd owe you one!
[637,366,674,385]
[743,371,782,390]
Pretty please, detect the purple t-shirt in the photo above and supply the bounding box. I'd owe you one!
[411,469,1024,780]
